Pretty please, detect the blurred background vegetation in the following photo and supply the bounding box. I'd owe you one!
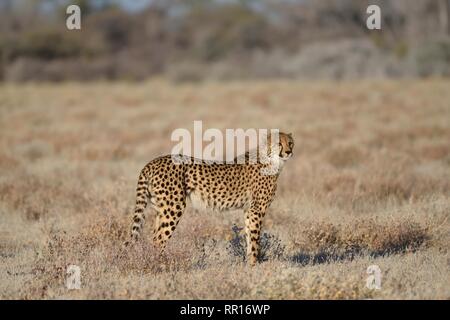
[0,0,450,82]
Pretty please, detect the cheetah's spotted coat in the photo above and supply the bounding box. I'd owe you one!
[128,132,294,265]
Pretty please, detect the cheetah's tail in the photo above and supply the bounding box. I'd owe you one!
[126,168,150,244]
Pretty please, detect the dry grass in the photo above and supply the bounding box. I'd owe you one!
[0,79,449,299]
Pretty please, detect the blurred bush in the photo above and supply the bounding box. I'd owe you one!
[18,29,84,60]
[414,38,450,77]
[1,0,450,82]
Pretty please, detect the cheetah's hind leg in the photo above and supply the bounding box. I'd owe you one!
[151,191,186,252]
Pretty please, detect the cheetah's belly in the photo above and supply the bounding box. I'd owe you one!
[188,190,209,211]
[188,188,252,212]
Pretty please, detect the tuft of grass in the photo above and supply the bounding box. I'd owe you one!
[226,224,286,263]
[289,217,430,265]
[326,144,364,168]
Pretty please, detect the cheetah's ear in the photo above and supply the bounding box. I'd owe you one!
[288,133,293,137]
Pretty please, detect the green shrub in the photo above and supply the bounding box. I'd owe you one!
[415,38,450,77]
[19,29,84,60]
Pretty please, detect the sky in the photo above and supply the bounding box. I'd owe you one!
[102,0,153,12]
[0,0,154,13]
[0,0,304,15]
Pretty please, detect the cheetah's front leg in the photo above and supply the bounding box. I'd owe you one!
[244,206,265,266]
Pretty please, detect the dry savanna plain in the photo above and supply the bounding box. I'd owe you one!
[0,79,449,299]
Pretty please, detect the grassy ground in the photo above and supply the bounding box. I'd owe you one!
[0,79,449,299]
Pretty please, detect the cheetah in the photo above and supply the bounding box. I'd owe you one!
[127,132,294,265]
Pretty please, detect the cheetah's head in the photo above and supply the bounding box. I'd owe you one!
[278,132,294,160]
[265,132,294,161]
